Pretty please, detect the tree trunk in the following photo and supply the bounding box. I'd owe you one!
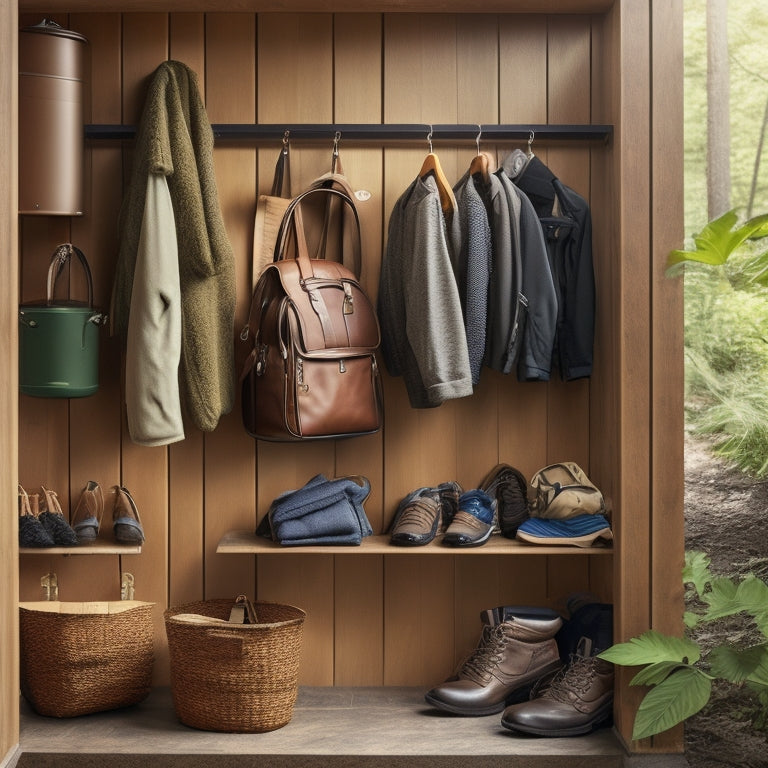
[707,0,731,219]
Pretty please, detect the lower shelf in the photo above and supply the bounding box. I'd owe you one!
[20,686,628,767]
[217,530,614,555]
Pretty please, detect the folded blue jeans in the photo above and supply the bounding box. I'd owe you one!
[257,474,373,546]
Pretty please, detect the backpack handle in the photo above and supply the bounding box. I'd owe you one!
[273,186,362,281]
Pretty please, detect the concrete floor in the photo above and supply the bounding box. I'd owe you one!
[17,687,688,767]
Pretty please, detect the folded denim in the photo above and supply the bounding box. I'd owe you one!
[258,474,373,546]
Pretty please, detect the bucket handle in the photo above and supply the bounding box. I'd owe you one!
[47,243,93,308]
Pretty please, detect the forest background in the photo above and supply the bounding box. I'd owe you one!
[683,0,768,468]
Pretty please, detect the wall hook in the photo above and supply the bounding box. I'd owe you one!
[121,572,135,601]
[41,572,58,601]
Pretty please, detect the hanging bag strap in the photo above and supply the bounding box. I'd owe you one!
[46,243,94,308]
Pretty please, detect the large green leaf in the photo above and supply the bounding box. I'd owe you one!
[667,210,768,269]
[683,550,712,597]
[599,630,700,667]
[703,575,768,623]
[709,643,768,684]
[632,667,712,741]
[630,660,691,687]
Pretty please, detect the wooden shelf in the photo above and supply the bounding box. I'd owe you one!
[19,542,142,555]
[217,530,613,555]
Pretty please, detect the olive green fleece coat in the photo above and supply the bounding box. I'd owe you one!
[111,60,235,434]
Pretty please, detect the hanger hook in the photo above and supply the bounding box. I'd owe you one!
[427,124,434,154]
[333,130,342,158]
[282,130,290,154]
[527,129,535,158]
[476,124,482,155]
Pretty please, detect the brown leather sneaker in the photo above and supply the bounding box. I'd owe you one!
[424,612,563,716]
[500,647,614,736]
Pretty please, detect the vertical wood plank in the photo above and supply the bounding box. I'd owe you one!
[614,0,653,748]
[0,0,19,753]
[497,15,550,483]
[49,13,125,603]
[201,13,258,604]
[650,0,685,753]
[332,12,385,686]
[119,11,171,683]
[382,13,460,686]
[255,12,336,686]
[163,15,207,611]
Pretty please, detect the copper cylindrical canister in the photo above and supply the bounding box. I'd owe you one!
[19,19,88,216]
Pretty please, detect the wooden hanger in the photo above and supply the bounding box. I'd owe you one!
[467,126,492,182]
[419,128,456,215]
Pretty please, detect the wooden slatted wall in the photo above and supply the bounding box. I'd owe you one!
[17,11,615,688]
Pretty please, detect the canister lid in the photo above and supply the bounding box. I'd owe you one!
[22,19,87,44]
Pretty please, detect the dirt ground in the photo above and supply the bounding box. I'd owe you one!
[682,430,768,767]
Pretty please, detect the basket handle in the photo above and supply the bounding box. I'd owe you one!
[46,243,94,308]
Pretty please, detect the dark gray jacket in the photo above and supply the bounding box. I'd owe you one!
[503,149,595,380]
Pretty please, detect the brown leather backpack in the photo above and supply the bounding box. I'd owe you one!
[240,185,383,441]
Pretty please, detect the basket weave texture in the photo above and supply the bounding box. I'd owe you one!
[164,598,306,733]
[19,601,154,717]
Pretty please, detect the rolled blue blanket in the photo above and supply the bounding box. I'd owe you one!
[258,474,373,546]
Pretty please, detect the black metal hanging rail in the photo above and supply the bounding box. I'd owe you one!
[84,122,613,143]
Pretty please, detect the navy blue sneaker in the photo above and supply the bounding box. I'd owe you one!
[442,489,496,547]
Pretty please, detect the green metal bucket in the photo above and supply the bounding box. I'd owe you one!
[19,244,107,398]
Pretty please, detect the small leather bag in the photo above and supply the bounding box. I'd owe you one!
[529,462,605,520]
[240,183,383,441]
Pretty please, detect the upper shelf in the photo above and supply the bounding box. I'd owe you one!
[19,1,615,15]
[217,530,613,555]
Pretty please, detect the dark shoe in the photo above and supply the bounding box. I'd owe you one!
[113,486,145,544]
[18,484,55,548]
[39,486,79,546]
[424,610,563,716]
[479,463,529,538]
[71,480,104,544]
[501,639,614,736]
[442,489,495,547]
[389,482,462,546]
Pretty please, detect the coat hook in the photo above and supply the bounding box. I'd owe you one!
[427,124,434,154]
[332,130,342,171]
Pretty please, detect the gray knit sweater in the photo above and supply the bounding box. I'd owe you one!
[378,174,472,408]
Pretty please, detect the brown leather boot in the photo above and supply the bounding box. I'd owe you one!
[424,611,563,716]
[500,641,614,736]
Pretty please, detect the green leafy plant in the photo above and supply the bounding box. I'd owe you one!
[599,551,768,741]
[667,209,768,274]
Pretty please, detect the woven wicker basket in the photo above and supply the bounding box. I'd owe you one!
[164,598,306,733]
[19,601,155,717]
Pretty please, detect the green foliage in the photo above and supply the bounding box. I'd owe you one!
[599,551,768,741]
[668,211,768,271]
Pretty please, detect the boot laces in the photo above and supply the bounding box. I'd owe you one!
[461,623,508,680]
[395,498,438,529]
[544,654,597,702]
